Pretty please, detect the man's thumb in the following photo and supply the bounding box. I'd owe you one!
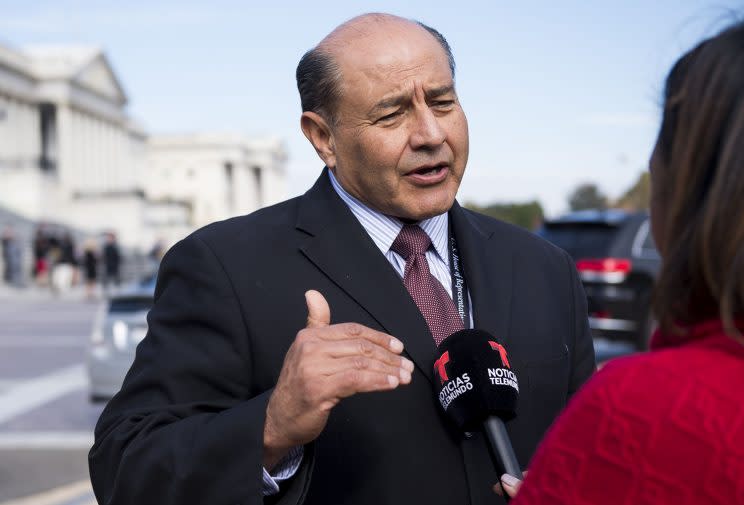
[305,290,331,328]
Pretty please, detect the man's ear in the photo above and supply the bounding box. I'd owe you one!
[300,111,337,168]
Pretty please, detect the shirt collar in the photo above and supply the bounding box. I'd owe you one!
[327,169,450,265]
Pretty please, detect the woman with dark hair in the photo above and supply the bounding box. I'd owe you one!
[504,21,744,504]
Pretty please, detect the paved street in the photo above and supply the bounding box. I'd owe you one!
[0,293,103,505]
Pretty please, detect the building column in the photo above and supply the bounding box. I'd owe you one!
[56,104,71,188]
[0,94,8,165]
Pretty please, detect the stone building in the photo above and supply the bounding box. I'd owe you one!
[0,42,286,253]
[146,133,286,230]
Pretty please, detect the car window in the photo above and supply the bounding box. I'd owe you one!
[538,223,620,259]
[630,219,660,258]
[642,227,657,252]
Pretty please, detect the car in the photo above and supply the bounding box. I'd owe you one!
[87,275,155,402]
[537,209,661,350]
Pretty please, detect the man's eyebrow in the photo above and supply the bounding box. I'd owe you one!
[369,84,456,115]
[425,84,455,99]
[370,93,410,114]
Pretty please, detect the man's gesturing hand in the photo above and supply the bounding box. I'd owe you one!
[263,290,414,469]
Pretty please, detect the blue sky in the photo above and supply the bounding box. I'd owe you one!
[1,1,740,215]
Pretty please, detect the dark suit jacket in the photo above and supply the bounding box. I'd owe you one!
[89,170,595,505]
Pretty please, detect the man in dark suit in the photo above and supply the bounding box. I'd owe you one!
[89,13,595,505]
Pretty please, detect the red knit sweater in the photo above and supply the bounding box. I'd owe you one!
[512,320,744,505]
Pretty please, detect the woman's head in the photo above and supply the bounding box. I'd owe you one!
[651,21,744,335]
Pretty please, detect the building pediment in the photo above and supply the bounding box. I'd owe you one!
[21,45,128,106]
[73,55,127,106]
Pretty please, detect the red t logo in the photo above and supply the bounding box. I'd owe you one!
[434,351,450,385]
[488,341,511,368]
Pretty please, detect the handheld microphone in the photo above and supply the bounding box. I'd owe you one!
[432,329,523,480]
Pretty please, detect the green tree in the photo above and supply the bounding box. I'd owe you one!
[614,172,650,211]
[464,200,544,230]
[568,183,607,211]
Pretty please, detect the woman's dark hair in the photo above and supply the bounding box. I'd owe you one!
[295,18,455,125]
[653,21,744,335]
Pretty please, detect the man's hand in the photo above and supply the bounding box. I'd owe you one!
[263,290,414,469]
[493,472,527,499]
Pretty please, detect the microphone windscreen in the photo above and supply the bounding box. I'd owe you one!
[433,329,519,431]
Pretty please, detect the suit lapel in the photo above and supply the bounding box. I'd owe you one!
[296,170,438,384]
[449,202,514,348]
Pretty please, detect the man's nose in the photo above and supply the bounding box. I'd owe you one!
[409,106,446,150]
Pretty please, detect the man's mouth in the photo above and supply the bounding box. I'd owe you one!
[415,166,444,175]
[407,163,448,176]
[405,163,449,184]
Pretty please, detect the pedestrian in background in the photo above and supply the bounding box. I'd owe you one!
[1,225,12,284]
[102,232,121,293]
[147,238,165,276]
[51,232,77,295]
[83,238,99,300]
[1,225,23,287]
[32,225,50,286]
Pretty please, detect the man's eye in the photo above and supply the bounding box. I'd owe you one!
[432,100,455,108]
[378,110,402,122]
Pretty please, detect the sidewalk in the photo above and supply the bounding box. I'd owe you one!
[0,285,89,303]
[0,479,94,505]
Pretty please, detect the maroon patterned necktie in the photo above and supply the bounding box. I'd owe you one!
[391,225,465,345]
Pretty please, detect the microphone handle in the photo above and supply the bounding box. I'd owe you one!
[484,417,523,479]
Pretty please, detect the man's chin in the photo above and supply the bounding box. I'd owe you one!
[390,199,457,222]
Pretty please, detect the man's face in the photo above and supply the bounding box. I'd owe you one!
[324,23,469,221]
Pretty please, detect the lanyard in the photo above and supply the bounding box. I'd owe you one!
[448,221,471,329]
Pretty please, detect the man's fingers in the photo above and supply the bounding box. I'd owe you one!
[311,355,413,384]
[305,290,331,328]
[326,339,414,370]
[499,473,523,498]
[329,369,404,398]
[314,322,404,353]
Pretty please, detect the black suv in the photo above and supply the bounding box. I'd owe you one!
[537,210,661,349]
